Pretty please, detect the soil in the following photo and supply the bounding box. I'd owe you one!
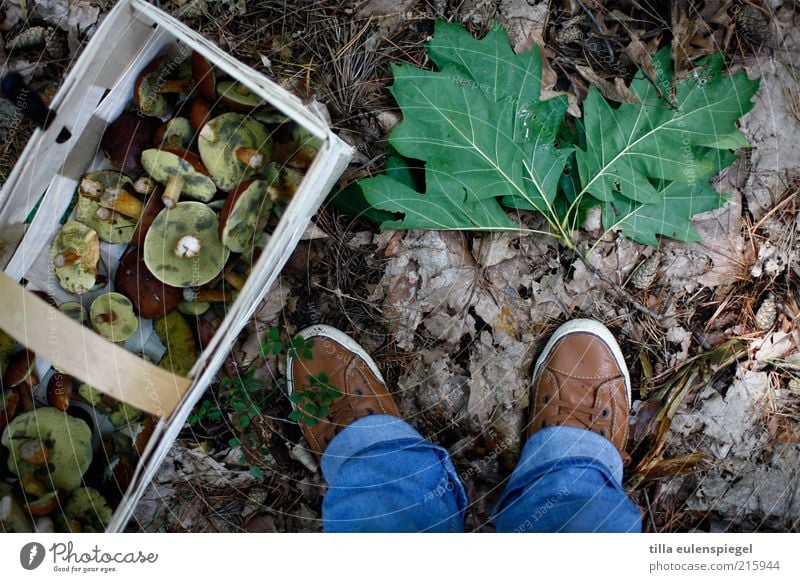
[2,0,799,533]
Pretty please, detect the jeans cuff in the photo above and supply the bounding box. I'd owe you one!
[321,414,431,480]
[516,426,625,483]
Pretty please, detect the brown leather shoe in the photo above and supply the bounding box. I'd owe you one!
[528,319,631,455]
[286,325,400,456]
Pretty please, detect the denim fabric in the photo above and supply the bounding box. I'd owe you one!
[321,415,468,532]
[322,416,642,533]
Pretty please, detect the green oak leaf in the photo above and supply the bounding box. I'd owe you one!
[576,49,759,205]
[362,21,569,232]
[601,149,738,246]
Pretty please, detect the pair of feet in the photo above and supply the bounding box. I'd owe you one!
[287,319,630,457]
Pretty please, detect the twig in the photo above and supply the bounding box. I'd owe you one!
[577,251,665,322]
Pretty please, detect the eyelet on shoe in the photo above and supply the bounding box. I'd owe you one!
[601,408,609,418]
[599,429,606,437]
[355,389,363,396]
[366,407,375,415]
[541,420,548,428]
[542,395,550,404]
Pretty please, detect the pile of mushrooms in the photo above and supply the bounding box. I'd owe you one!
[4,47,320,532]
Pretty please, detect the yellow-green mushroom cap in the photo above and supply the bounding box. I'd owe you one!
[198,112,272,192]
[90,292,139,343]
[58,302,88,325]
[218,168,277,254]
[50,221,100,295]
[1,408,93,492]
[217,81,265,112]
[143,202,230,288]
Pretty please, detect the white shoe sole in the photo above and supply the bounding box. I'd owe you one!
[532,319,631,405]
[286,324,385,403]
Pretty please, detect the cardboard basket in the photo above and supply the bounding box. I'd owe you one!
[0,0,352,531]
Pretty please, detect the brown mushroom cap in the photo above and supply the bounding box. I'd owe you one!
[47,372,73,412]
[191,52,216,101]
[130,186,165,247]
[3,350,36,388]
[187,96,212,132]
[101,111,160,174]
[115,248,182,319]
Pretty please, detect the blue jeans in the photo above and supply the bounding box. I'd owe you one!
[321,415,642,532]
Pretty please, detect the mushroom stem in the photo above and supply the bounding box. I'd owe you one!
[175,235,202,258]
[100,189,143,219]
[155,79,194,95]
[94,312,118,324]
[223,271,246,290]
[79,178,104,200]
[95,207,114,221]
[54,249,81,268]
[162,175,185,209]
[235,147,265,170]
[182,288,236,303]
[133,176,158,195]
[199,123,218,143]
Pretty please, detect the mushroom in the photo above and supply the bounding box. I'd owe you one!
[182,287,237,303]
[3,349,37,391]
[26,492,60,517]
[0,329,15,377]
[0,489,33,532]
[269,165,304,202]
[191,52,216,101]
[58,301,88,325]
[143,201,230,288]
[77,384,141,428]
[100,111,160,174]
[153,311,198,376]
[75,194,138,245]
[218,174,275,253]
[18,439,54,465]
[132,416,156,456]
[50,221,100,294]
[194,317,219,352]
[217,80,264,112]
[177,300,211,316]
[64,487,112,533]
[283,124,321,171]
[140,148,217,208]
[130,186,165,247]
[154,116,194,150]
[1,407,93,492]
[0,389,19,433]
[90,292,139,343]
[115,248,182,319]
[47,372,73,412]
[187,96,212,132]
[198,112,272,192]
[134,55,194,117]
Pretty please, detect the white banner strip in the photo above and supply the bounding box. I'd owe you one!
[0,533,798,581]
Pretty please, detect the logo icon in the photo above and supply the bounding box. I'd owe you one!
[20,542,46,570]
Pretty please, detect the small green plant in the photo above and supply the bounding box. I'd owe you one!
[335,21,759,248]
[188,368,276,430]
[288,372,342,426]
